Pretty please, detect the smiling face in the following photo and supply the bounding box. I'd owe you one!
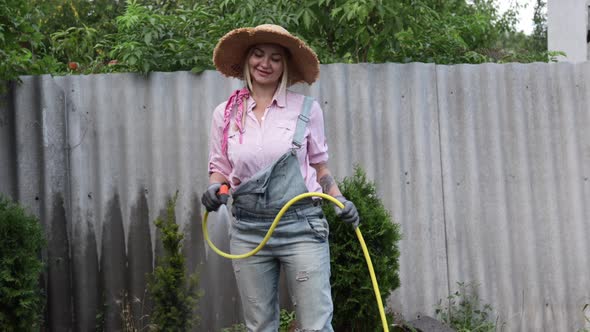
[247,44,286,88]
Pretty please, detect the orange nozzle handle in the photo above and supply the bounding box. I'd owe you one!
[219,183,230,195]
[218,183,230,205]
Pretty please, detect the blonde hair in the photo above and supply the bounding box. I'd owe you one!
[241,45,289,127]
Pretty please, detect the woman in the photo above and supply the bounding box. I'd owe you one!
[202,24,359,331]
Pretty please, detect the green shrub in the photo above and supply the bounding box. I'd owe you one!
[147,191,201,331]
[435,282,498,332]
[0,195,45,331]
[322,166,402,331]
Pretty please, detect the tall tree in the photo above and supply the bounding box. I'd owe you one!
[529,0,547,52]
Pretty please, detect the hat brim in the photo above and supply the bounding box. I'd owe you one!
[213,27,319,85]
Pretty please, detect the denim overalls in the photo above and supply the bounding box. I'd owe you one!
[230,96,334,332]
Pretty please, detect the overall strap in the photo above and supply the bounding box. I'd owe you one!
[292,96,314,148]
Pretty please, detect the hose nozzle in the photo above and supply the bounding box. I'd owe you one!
[218,183,230,205]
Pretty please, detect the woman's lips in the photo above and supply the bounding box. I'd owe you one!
[256,69,271,76]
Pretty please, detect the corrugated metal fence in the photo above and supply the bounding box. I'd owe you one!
[1,62,589,331]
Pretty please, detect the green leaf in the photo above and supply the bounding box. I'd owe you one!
[190,65,205,74]
[302,10,311,29]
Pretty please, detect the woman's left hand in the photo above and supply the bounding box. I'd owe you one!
[333,196,360,227]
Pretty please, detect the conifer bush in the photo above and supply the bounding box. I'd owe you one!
[0,195,45,331]
[147,192,201,331]
[322,167,401,331]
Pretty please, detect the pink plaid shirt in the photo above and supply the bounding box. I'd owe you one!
[208,89,329,192]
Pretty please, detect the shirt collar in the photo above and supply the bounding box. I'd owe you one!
[273,88,287,108]
[246,88,287,109]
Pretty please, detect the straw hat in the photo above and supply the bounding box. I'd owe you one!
[213,24,319,85]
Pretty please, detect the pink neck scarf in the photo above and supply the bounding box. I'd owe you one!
[221,87,250,154]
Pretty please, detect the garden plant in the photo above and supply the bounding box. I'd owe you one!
[322,166,402,331]
[0,196,45,332]
[435,282,500,332]
[147,192,201,331]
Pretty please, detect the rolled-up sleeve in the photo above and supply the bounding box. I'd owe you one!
[307,100,329,165]
[208,102,232,178]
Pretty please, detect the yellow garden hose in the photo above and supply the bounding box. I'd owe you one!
[202,192,389,332]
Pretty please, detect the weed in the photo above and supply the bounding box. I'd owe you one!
[115,290,153,332]
[221,323,247,332]
[279,309,296,331]
[435,282,497,332]
[220,309,296,332]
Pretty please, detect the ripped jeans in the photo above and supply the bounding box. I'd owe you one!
[230,204,334,332]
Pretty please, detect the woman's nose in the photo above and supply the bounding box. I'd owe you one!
[260,56,271,67]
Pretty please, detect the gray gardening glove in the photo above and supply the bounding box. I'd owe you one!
[334,195,360,228]
[201,183,223,212]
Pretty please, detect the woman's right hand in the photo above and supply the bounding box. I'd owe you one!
[201,183,223,212]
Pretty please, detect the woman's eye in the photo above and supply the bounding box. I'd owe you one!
[271,57,282,62]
